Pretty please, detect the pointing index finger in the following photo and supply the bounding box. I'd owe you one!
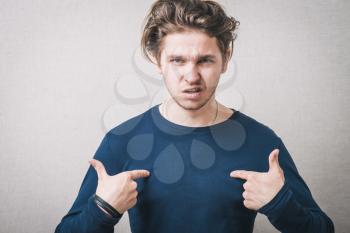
[230,170,253,180]
[127,170,151,180]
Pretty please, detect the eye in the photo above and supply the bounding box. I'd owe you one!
[199,58,213,64]
[170,58,184,64]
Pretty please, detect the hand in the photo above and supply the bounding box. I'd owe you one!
[89,159,150,214]
[230,149,285,211]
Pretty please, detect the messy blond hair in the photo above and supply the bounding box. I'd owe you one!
[140,0,239,67]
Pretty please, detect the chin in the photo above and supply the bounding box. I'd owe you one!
[169,90,214,111]
[176,98,210,111]
[184,101,206,110]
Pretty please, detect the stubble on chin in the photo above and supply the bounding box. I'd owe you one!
[169,88,216,111]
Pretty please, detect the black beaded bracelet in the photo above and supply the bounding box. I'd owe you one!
[93,194,122,218]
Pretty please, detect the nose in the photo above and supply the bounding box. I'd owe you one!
[184,64,201,84]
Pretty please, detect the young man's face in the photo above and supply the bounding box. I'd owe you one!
[157,29,229,111]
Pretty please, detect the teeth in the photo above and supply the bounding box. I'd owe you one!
[186,88,200,92]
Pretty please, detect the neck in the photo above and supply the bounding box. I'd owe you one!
[161,97,219,127]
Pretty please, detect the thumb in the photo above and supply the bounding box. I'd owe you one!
[268,149,281,172]
[89,159,108,180]
[128,170,151,180]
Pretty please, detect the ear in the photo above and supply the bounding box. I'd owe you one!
[149,56,162,74]
[155,57,162,75]
[156,63,162,74]
[221,49,232,73]
[221,60,228,73]
[221,58,229,73]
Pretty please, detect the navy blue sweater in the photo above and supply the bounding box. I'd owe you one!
[55,104,334,233]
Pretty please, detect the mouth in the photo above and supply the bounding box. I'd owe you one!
[182,87,203,100]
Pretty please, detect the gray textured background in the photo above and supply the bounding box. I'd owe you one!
[0,0,349,232]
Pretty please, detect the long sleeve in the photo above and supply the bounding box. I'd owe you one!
[258,137,335,233]
[55,132,123,233]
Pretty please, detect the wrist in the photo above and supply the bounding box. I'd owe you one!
[96,204,113,217]
[93,194,123,218]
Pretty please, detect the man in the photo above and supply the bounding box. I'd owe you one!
[55,0,334,232]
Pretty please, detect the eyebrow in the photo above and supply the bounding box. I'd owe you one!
[167,54,217,60]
